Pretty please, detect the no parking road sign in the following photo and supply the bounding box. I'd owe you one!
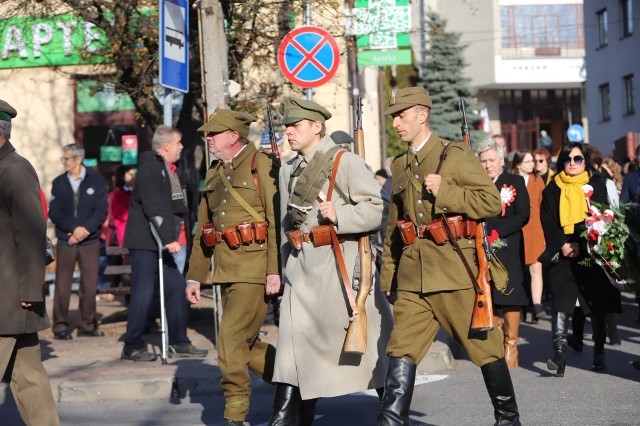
[278,26,340,89]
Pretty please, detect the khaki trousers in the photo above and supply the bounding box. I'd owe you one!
[218,282,276,421]
[0,333,60,426]
[387,288,504,367]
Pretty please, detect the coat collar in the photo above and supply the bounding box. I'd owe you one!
[0,141,16,162]
[409,131,443,166]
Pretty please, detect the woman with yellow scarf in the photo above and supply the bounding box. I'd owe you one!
[539,142,621,376]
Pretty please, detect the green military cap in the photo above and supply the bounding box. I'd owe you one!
[0,99,17,122]
[198,108,255,138]
[279,97,332,125]
[383,86,432,116]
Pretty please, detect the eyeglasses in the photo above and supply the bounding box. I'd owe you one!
[536,159,546,164]
[563,155,584,166]
[60,156,75,163]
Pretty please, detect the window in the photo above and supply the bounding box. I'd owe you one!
[624,74,635,115]
[597,9,608,47]
[620,0,633,37]
[600,83,611,121]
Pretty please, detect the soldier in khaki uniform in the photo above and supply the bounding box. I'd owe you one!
[185,109,280,426]
[378,87,521,426]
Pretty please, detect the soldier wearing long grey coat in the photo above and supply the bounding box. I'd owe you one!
[274,135,392,400]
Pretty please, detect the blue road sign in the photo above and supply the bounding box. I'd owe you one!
[567,124,585,142]
[160,0,189,93]
[277,26,340,89]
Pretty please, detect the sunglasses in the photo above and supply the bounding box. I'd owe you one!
[536,159,546,164]
[563,155,584,166]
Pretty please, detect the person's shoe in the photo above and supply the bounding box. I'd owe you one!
[121,348,158,362]
[168,343,208,358]
[533,304,548,320]
[223,419,244,426]
[53,330,72,340]
[567,335,583,352]
[77,329,105,337]
[592,351,606,371]
[632,360,640,371]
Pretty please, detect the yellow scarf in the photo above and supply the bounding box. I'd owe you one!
[555,171,590,234]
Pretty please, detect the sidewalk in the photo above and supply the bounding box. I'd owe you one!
[3,292,454,404]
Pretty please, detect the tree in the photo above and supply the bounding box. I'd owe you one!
[418,11,485,147]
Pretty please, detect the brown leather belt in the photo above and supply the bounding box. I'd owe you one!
[397,216,476,246]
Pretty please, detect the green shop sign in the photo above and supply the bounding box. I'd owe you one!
[0,13,109,69]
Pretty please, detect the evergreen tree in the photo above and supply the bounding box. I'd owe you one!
[418,11,485,147]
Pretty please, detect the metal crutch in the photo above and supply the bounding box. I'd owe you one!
[149,216,169,365]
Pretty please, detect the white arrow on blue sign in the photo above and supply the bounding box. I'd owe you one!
[160,0,189,93]
[567,124,584,142]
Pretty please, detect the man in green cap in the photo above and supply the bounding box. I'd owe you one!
[186,108,280,426]
[268,97,392,425]
[377,87,521,425]
[0,99,60,425]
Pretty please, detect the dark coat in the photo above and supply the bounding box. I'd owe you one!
[539,173,621,314]
[49,168,108,244]
[0,142,50,334]
[124,151,188,252]
[485,173,530,307]
[620,170,640,202]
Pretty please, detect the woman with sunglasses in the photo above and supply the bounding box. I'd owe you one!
[533,148,555,184]
[539,142,621,376]
[510,150,547,323]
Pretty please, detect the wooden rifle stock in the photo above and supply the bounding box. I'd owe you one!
[343,97,372,355]
[266,105,280,162]
[470,222,495,331]
[459,99,494,332]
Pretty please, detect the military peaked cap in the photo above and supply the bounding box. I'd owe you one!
[198,108,255,138]
[279,97,332,125]
[0,99,17,122]
[383,86,433,116]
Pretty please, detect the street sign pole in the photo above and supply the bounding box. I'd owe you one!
[160,0,189,127]
[305,1,312,100]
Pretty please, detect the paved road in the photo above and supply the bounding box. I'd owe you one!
[2,292,639,425]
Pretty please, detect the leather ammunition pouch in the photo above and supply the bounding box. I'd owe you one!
[202,222,222,247]
[396,219,417,245]
[425,215,477,245]
[285,225,352,251]
[396,215,476,246]
[203,221,268,249]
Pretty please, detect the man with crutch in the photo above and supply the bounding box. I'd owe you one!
[121,126,207,361]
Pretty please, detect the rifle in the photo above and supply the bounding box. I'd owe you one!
[266,105,281,162]
[343,97,372,354]
[459,98,494,332]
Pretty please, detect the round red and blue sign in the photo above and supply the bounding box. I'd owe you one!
[277,26,340,89]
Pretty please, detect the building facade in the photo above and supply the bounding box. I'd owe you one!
[418,0,586,156]
[584,0,639,162]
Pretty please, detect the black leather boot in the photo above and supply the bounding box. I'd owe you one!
[297,398,318,426]
[569,307,585,352]
[591,312,607,371]
[547,311,568,377]
[269,383,301,426]
[377,357,416,426]
[481,358,521,426]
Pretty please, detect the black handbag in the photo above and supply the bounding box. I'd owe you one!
[46,236,55,265]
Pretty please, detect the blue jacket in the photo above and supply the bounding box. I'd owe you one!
[49,168,108,244]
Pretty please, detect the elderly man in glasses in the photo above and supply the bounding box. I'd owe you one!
[49,144,108,340]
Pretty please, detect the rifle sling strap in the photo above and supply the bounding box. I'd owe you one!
[441,214,483,295]
[218,166,264,222]
[435,141,483,295]
[327,151,357,318]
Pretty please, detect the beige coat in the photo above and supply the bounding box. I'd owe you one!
[273,136,392,400]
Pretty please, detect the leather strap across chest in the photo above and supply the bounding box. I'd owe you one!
[218,166,264,222]
[326,151,358,318]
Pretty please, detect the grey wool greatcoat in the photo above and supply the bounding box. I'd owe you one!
[0,142,50,334]
[273,136,393,400]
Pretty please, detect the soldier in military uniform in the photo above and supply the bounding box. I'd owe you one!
[378,87,521,426]
[269,98,392,426]
[185,109,280,426]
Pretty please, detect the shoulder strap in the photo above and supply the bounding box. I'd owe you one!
[218,166,264,222]
[326,150,357,319]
